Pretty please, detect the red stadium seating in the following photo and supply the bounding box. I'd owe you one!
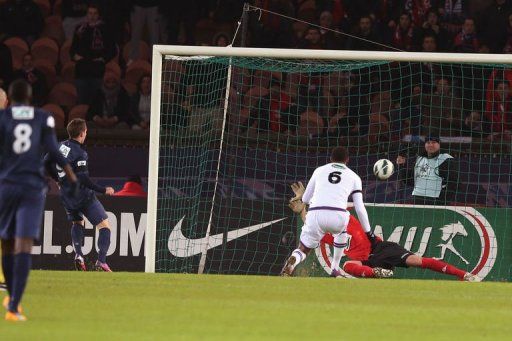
[4,37,29,69]
[48,82,77,109]
[42,103,66,128]
[43,15,65,46]
[68,104,89,121]
[31,37,59,65]
[60,61,75,83]
[125,60,151,84]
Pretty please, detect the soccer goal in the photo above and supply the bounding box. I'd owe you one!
[147,45,512,281]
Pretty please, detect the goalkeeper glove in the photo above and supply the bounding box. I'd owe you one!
[290,182,305,203]
[288,199,305,214]
[366,230,380,249]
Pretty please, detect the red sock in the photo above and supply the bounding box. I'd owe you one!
[343,263,375,278]
[421,257,466,279]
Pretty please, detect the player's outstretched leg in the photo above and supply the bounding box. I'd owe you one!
[71,222,86,271]
[281,247,308,276]
[408,256,477,281]
[343,261,393,278]
[95,225,112,272]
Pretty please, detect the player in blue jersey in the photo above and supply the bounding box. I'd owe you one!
[0,80,79,322]
[45,118,115,272]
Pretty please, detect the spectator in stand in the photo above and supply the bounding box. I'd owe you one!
[453,18,480,53]
[130,74,151,130]
[318,11,345,50]
[437,0,468,35]
[407,34,444,95]
[12,53,48,106]
[70,4,116,105]
[345,15,382,51]
[299,26,324,50]
[61,0,88,40]
[390,12,420,51]
[243,77,292,133]
[404,0,431,28]
[462,111,490,138]
[477,0,512,53]
[422,77,465,136]
[113,175,147,197]
[0,39,13,89]
[87,71,130,129]
[421,8,450,51]
[212,32,230,47]
[484,79,512,141]
[503,13,512,53]
[128,0,160,65]
[0,0,44,45]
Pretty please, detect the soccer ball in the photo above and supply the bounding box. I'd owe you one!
[373,159,394,180]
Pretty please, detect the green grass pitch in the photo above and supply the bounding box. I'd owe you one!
[2,271,511,340]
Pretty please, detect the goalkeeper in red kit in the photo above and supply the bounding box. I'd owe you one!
[288,182,481,281]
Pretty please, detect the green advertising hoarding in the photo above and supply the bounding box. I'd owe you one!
[296,204,511,281]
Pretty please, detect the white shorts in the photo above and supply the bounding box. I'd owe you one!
[299,209,349,249]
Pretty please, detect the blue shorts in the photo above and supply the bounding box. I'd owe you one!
[0,182,46,239]
[63,197,108,226]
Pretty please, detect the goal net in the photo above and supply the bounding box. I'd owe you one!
[147,46,511,281]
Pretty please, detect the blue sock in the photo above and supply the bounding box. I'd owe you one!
[9,253,31,313]
[1,254,14,294]
[71,223,84,257]
[97,228,111,263]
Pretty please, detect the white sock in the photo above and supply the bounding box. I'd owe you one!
[331,232,348,272]
[290,249,307,272]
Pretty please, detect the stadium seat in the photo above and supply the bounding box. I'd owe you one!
[53,0,62,16]
[4,37,29,69]
[31,37,59,65]
[42,103,65,128]
[34,0,51,17]
[125,60,151,84]
[60,61,75,83]
[48,82,77,109]
[43,15,65,46]
[122,41,150,62]
[299,111,324,136]
[106,61,122,80]
[34,59,57,87]
[68,104,89,121]
[59,39,72,65]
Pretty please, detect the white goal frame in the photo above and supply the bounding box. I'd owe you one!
[146,45,512,273]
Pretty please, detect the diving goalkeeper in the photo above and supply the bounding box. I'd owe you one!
[288,182,481,281]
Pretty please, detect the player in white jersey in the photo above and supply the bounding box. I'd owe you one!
[281,147,378,277]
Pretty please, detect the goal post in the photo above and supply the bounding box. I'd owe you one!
[146,45,512,281]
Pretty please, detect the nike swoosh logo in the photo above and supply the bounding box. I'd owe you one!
[168,216,287,257]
